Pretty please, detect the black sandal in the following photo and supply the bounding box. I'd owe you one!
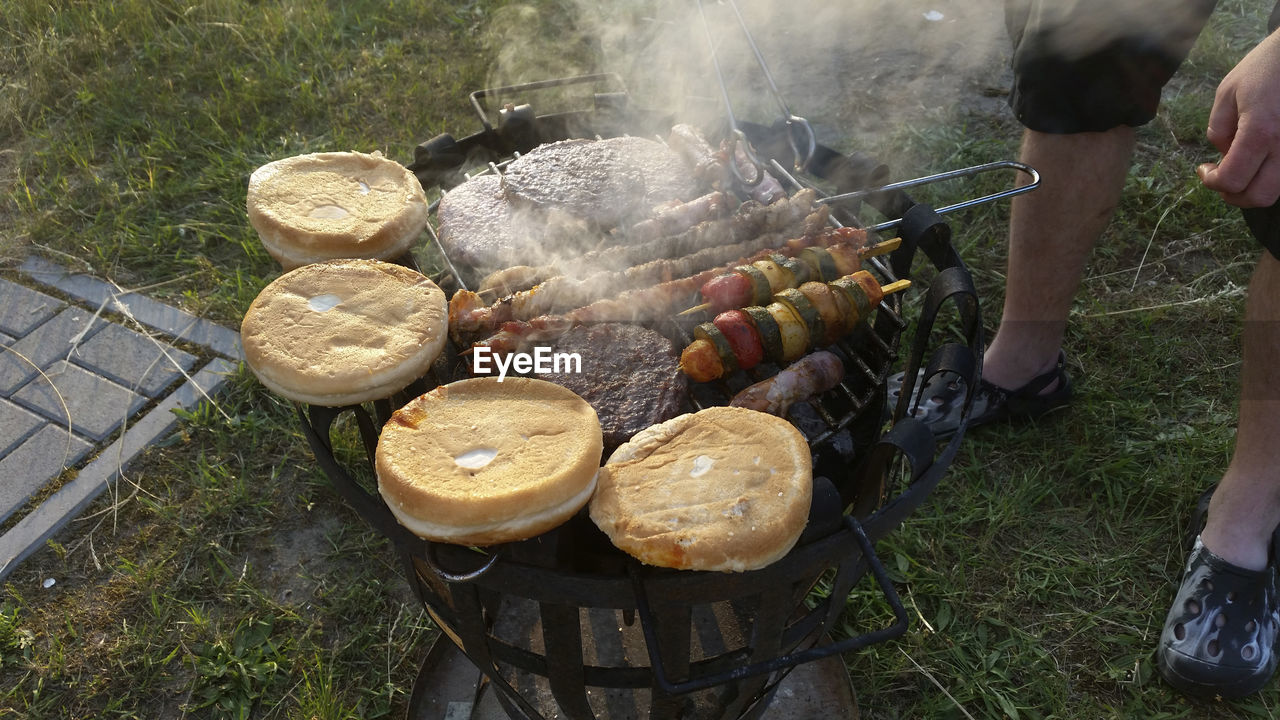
[886,350,1073,439]
[1157,485,1280,699]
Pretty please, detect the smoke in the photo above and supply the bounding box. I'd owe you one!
[478,0,1226,156]
[480,0,1016,153]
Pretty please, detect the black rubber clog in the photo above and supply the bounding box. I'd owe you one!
[1157,536,1280,699]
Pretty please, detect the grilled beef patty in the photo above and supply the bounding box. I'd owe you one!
[435,174,592,281]
[536,323,688,449]
[501,137,699,229]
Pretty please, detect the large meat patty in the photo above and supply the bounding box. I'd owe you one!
[537,323,688,449]
[501,137,700,229]
[435,174,591,281]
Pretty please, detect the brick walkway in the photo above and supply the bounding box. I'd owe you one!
[0,257,240,579]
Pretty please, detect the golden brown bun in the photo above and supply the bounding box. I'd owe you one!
[240,259,446,406]
[376,377,603,546]
[590,406,811,572]
[247,151,429,270]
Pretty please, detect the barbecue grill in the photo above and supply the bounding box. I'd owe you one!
[292,4,1040,713]
[291,67,1038,718]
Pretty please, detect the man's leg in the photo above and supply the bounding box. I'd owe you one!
[1157,251,1280,699]
[1200,251,1280,571]
[981,126,1136,390]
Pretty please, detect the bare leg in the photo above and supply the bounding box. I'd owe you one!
[982,127,1136,389]
[1199,252,1280,571]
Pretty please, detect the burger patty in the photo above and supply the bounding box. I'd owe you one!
[536,323,688,449]
[435,174,593,281]
[501,137,700,229]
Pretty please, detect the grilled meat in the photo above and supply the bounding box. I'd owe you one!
[667,123,784,204]
[448,189,826,335]
[730,351,845,416]
[619,190,730,244]
[501,137,700,229]
[435,174,596,279]
[477,191,733,296]
[668,123,733,191]
[535,323,687,450]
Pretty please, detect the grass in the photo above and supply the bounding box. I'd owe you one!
[1,0,1278,717]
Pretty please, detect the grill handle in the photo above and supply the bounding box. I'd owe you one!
[468,72,628,132]
[629,513,909,695]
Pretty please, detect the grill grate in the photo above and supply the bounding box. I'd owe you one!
[421,136,910,472]
[298,77,986,720]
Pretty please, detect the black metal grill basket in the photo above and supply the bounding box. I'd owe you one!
[298,75,992,720]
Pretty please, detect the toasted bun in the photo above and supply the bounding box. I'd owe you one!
[240,259,446,406]
[590,406,811,572]
[376,377,604,546]
[247,151,429,270]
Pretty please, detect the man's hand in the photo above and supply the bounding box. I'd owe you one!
[1197,31,1280,208]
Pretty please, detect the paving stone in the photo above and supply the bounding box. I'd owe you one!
[20,256,243,360]
[0,278,64,337]
[0,424,93,527]
[0,358,235,579]
[12,361,145,442]
[0,399,45,460]
[0,331,13,347]
[71,323,198,398]
[0,307,106,395]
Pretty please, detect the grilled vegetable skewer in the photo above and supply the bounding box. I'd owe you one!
[679,236,901,316]
[679,271,910,382]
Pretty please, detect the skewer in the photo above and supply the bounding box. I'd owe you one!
[880,279,911,297]
[677,237,906,316]
[866,237,902,255]
[679,271,911,382]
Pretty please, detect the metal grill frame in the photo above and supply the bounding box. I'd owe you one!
[297,76,985,720]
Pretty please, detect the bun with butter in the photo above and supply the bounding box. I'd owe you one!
[240,259,446,406]
[247,151,429,269]
[590,406,812,572]
[376,377,603,546]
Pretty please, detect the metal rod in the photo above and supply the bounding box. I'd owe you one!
[695,0,766,188]
[821,160,1042,232]
[695,0,740,136]
[468,72,624,131]
[723,0,817,170]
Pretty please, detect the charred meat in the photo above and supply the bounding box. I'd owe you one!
[435,174,594,280]
[501,137,700,229]
[535,323,687,450]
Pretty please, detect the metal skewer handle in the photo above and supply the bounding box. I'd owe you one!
[818,160,1043,232]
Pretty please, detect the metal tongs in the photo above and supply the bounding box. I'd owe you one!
[695,0,817,183]
[694,0,1040,225]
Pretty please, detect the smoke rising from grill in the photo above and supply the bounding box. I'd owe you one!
[457,0,1225,287]
[479,0,1220,155]
[481,0,1017,152]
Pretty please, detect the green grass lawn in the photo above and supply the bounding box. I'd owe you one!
[2,0,1278,718]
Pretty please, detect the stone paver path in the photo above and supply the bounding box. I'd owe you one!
[0,257,241,578]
